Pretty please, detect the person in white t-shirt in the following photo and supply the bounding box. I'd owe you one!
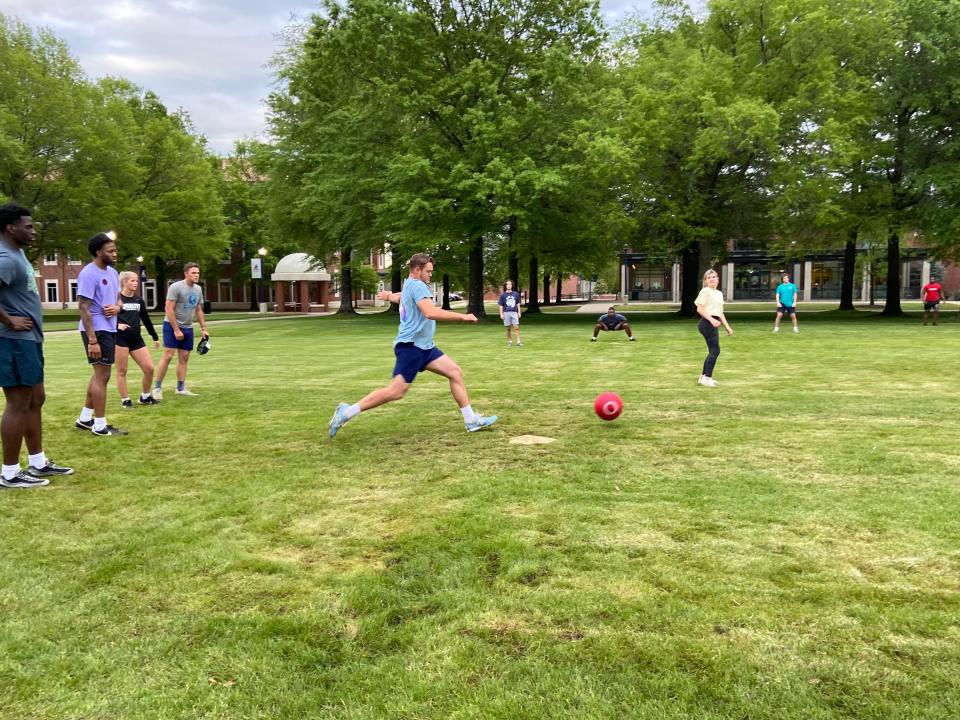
[694,268,733,387]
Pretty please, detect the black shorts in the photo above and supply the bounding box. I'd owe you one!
[116,328,147,351]
[81,331,117,365]
[924,301,939,311]
[778,305,795,315]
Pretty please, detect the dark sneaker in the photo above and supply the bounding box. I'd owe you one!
[27,462,74,478]
[121,399,134,409]
[92,424,128,436]
[75,418,94,432]
[138,395,159,405]
[1,470,49,488]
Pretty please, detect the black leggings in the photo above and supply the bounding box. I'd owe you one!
[698,317,721,377]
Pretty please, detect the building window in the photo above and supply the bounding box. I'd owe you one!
[218,280,232,302]
[143,280,157,310]
[69,280,78,303]
[67,256,82,266]
[44,254,58,266]
[45,280,58,303]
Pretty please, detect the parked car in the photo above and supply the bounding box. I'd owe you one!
[448,291,463,301]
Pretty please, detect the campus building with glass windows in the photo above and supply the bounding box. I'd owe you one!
[619,245,946,303]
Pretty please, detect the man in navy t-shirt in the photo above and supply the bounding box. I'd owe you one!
[498,280,522,347]
[592,306,635,342]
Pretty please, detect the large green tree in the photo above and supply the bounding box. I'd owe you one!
[266,0,613,317]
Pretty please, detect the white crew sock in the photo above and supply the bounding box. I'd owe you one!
[2,463,21,480]
[79,407,94,422]
[345,403,362,420]
[28,452,46,470]
[93,417,107,432]
[140,393,151,401]
[121,396,130,403]
[460,405,477,423]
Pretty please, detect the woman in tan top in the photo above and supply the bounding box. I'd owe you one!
[694,269,733,387]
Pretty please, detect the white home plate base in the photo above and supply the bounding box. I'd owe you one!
[510,435,556,445]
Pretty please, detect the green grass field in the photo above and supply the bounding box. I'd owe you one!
[2,309,959,719]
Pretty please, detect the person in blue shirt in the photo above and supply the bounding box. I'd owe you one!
[328,253,497,438]
[591,306,636,342]
[773,273,799,334]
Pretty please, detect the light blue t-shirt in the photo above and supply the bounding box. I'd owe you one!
[394,278,435,349]
[776,282,798,307]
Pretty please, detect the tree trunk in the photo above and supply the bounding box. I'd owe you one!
[509,251,519,290]
[526,255,540,313]
[387,260,402,313]
[442,273,450,310]
[556,273,562,304]
[678,242,701,317]
[337,245,357,315]
[839,228,858,311]
[542,273,551,306]
[153,256,167,312]
[880,229,902,316]
[467,236,486,317]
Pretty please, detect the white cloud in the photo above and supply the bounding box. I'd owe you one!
[2,0,676,154]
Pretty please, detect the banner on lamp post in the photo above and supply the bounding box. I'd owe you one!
[251,258,262,280]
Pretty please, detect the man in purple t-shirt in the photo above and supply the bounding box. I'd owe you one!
[74,233,127,436]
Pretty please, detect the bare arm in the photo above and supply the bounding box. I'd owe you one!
[417,297,477,323]
[0,307,32,332]
[195,305,208,336]
[377,290,401,304]
[79,296,101,359]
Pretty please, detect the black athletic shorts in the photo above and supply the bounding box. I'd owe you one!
[116,328,147,352]
[81,331,117,365]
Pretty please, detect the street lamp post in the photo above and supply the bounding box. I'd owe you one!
[257,247,268,311]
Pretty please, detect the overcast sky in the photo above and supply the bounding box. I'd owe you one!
[3,0,669,155]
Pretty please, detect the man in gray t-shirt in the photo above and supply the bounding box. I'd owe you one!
[152,262,209,400]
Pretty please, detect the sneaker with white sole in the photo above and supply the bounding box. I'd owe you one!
[138,395,159,405]
[27,461,74,478]
[152,387,164,401]
[590,337,597,342]
[516,341,523,346]
[75,418,94,432]
[328,402,350,439]
[175,388,198,396]
[773,327,779,333]
[793,327,799,334]
[465,414,498,432]
[121,399,133,409]
[0,470,49,488]
[698,376,718,387]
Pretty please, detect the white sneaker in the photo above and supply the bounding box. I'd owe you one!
[590,337,597,342]
[772,327,779,333]
[151,387,163,401]
[698,376,718,387]
[507,341,512,347]
[793,327,799,334]
[516,341,523,346]
[175,388,198,396]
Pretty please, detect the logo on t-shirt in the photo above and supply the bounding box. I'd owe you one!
[102,278,108,285]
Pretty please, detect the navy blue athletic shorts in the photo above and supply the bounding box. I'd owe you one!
[0,337,44,387]
[393,342,444,383]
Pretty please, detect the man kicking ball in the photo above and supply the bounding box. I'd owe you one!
[328,253,497,438]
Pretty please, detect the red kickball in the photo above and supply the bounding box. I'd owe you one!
[594,392,623,421]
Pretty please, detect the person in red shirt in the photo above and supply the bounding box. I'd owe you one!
[921,277,945,325]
